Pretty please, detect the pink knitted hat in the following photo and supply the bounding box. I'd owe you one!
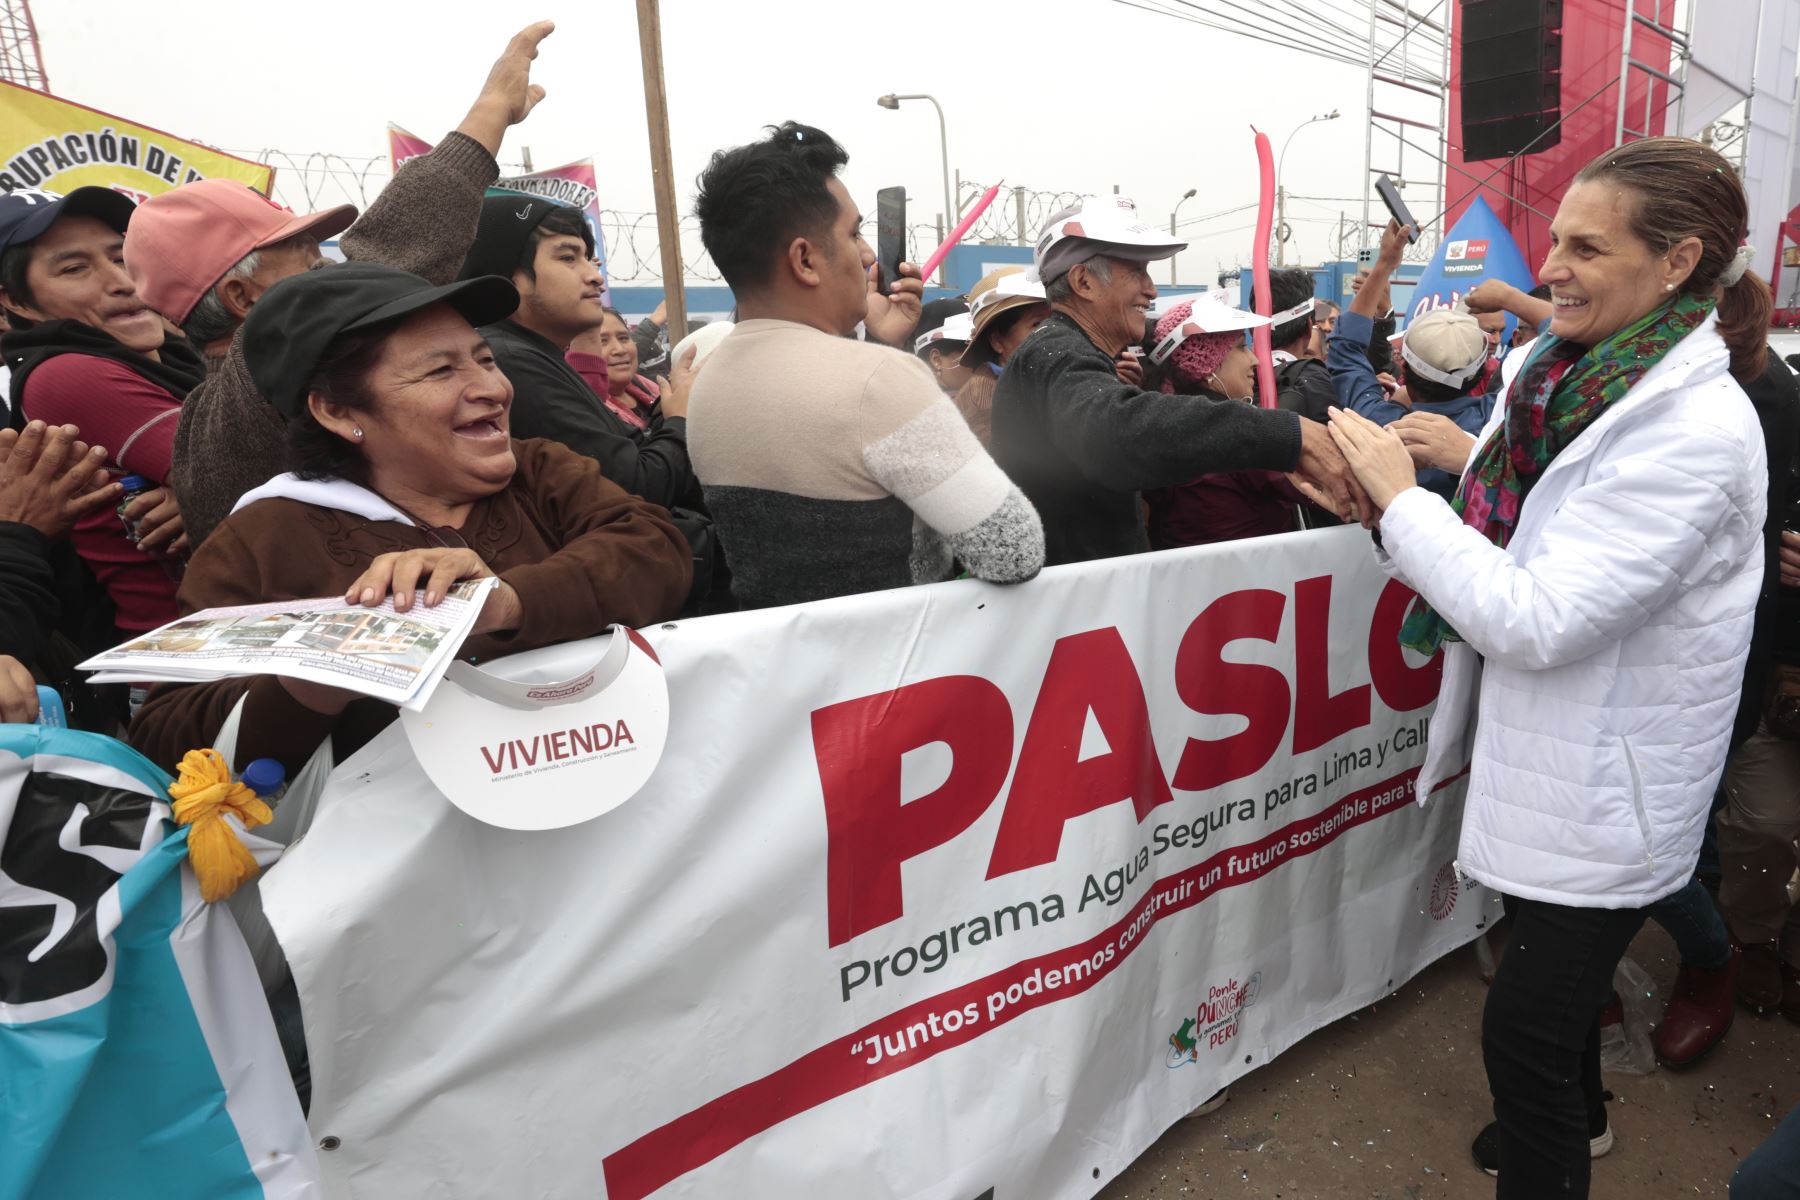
[1153,300,1239,388]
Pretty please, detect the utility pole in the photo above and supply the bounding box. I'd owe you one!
[1277,109,1340,268]
[878,94,954,233]
[1015,186,1027,246]
[1276,182,1286,267]
[634,0,687,342]
[1170,188,1196,285]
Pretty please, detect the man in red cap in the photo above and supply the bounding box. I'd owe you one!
[123,19,555,548]
[128,182,355,359]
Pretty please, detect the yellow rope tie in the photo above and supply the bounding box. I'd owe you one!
[167,748,274,903]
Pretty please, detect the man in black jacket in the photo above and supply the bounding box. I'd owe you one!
[990,199,1366,565]
[461,195,699,513]
[1268,268,1337,423]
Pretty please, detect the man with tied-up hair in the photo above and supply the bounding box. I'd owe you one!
[122,20,556,549]
[989,198,1369,566]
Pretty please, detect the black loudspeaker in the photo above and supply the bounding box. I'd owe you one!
[1460,0,1563,161]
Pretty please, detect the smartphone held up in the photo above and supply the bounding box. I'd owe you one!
[876,186,906,292]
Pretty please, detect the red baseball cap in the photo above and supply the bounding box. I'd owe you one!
[124,180,357,323]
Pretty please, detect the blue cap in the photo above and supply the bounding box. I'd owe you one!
[242,758,287,798]
[0,186,136,255]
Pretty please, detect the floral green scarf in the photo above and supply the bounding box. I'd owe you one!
[1398,293,1715,654]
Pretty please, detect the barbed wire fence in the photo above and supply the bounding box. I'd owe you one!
[237,152,1422,287]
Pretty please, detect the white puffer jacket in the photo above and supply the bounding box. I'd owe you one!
[1381,314,1766,908]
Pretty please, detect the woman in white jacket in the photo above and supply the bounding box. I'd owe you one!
[1327,138,1771,1198]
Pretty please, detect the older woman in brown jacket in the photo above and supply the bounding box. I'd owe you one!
[130,263,692,775]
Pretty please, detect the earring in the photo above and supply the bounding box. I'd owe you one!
[352,428,364,439]
[1664,283,1675,292]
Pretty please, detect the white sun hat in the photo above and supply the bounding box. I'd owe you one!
[1030,195,1188,284]
[1149,290,1271,366]
[914,311,975,353]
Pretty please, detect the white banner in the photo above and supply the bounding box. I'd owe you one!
[262,525,1494,1199]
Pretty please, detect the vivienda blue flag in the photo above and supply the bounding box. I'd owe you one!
[0,725,318,1200]
[1402,195,1536,341]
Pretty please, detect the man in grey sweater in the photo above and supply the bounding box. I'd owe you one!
[123,21,556,548]
[991,199,1367,565]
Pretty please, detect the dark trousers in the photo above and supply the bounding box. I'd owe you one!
[1646,876,1732,969]
[1483,895,1647,1198]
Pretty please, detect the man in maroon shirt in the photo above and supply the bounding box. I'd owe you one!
[0,186,198,638]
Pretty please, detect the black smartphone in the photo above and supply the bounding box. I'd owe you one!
[1374,174,1419,243]
[876,186,906,290]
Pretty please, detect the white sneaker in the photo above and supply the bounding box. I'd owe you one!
[1183,1087,1230,1119]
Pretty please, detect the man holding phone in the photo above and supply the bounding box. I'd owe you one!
[687,122,1044,610]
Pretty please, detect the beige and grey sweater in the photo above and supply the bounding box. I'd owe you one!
[688,319,1044,610]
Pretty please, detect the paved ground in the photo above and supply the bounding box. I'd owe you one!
[1100,922,1795,1199]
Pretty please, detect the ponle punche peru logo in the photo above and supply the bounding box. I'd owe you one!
[1166,972,1261,1067]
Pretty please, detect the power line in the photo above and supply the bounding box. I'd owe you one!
[1109,0,1370,69]
[1175,201,1259,229]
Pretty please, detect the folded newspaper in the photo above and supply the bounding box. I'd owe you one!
[80,578,498,712]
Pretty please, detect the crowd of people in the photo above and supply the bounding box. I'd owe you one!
[0,19,1797,1199]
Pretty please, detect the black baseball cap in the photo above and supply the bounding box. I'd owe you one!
[243,261,519,421]
[0,186,136,254]
[458,190,595,283]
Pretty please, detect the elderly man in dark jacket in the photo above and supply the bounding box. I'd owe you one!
[990,198,1366,565]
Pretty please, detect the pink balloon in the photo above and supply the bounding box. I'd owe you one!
[919,183,1003,285]
[1250,129,1278,410]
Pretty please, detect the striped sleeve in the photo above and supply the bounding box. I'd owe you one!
[858,355,1044,585]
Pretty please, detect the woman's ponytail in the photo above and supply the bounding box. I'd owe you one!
[1716,266,1772,383]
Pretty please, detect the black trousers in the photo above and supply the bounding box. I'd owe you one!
[1483,894,1647,1198]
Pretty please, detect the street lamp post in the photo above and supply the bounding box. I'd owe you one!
[1276,108,1340,267]
[1170,188,1197,285]
[877,93,955,265]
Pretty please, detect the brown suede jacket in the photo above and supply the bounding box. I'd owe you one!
[130,438,692,775]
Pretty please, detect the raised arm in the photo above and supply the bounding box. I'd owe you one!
[1328,308,1409,425]
[1465,279,1554,333]
[339,21,554,282]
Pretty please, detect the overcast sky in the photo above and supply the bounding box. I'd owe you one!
[33,0,1428,287]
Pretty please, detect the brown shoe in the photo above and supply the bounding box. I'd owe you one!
[1739,941,1783,1012]
[1783,964,1800,1026]
[1655,949,1738,1067]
